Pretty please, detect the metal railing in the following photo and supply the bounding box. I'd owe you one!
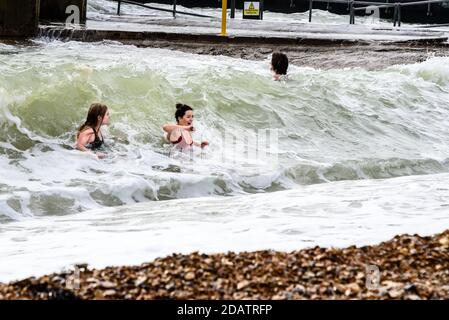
[308,0,449,27]
[111,0,214,19]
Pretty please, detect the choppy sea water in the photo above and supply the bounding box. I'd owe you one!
[1,3,449,281]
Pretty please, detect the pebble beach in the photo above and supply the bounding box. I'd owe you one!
[1,229,448,300]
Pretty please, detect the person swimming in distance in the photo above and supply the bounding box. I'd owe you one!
[162,103,209,152]
[76,103,110,160]
[271,52,289,81]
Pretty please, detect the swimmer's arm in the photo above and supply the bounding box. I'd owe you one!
[162,124,192,134]
[76,130,93,152]
[76,130,103,158]
[194,140,209,148]
[75,143,91,153]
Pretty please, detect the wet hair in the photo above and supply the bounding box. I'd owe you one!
[77,103,108,138]
[175,103,193,123]
[271,52,289,75]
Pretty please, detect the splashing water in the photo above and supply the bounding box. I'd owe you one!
[1,37,449,281]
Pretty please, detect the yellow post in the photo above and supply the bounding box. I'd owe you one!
[221,0,227,36]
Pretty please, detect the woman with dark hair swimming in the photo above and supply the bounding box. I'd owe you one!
[76,103,110,159]
[271,52,289,81]
[162,104,209,152]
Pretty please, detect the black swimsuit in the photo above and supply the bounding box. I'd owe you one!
[86,127,104,150]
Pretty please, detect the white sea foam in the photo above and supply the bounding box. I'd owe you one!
[0,40,449,281]
[1,172,448,282]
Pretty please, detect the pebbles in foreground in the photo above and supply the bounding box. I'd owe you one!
[1,230,448,300]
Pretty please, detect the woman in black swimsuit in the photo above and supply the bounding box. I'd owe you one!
[76,103,110,159]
